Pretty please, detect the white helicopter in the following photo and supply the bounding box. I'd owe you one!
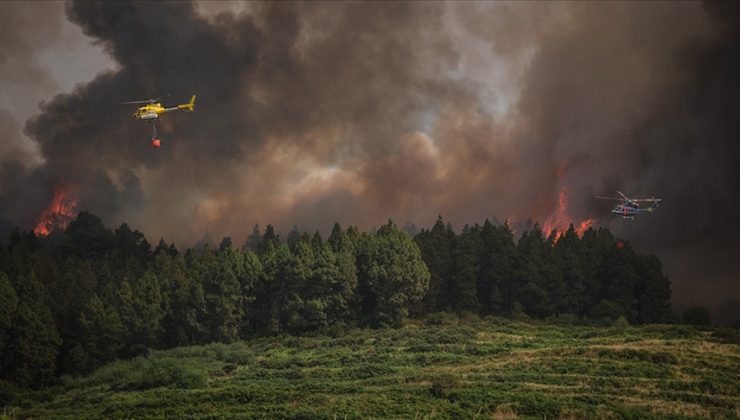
[596,191,662,219]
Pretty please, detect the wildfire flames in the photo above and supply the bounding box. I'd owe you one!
[33,183,79,237]
[542,163,597,242]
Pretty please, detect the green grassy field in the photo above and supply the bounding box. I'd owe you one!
[6,315,739,419]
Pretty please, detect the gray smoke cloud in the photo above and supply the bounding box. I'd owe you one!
[0,1,738,320]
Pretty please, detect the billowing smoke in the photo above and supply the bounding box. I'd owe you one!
[0,1,738,319]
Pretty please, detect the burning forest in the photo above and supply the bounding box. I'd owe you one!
[0,0,737,335]
[0,2,739,417]
[32,182,79,237]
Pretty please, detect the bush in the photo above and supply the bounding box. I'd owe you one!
[430,373,459,398]
[458,311,480,323]
[346,363,396,379]
[659,325,699,340]
[683,306,711,326]
[222,363,237,374]
[87,357,207,390]
[711,328,740,344]
[426,312,458,326]
[612,316,630,329]
[590,300,624,325]
[546,313,581,326]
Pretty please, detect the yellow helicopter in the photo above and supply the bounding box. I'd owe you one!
[120,94,196,148]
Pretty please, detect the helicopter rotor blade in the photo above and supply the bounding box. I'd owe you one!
[630,198,663,202]
[151,94,171,103]
[595,196,622,201]
[120,94,168,105]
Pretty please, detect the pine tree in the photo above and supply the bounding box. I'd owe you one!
[415,216,455,313]
[326,222,359,323]
[635,254,671,323]
[237,248,262,337]
[450,224,481,312]
[285,239,318,332]
[243,224,263,252]
[132,271,166,347]
[256,243,293,332]
[598,236,638,322]
[154,238,170,256]
[286,225,301,251]
[328,222,345,252]
[260,224,280,254]
[579,228,604,316]
[159,252,205,346]
[56,259,99,374]
[218,236,233,252]
[311,231,323,251]
[190,246,244,342]
[477,220,517,314]
[77,293,125,371]
[2,272,61,388]
[114,271,164,357]
[357,221,430,327]
[64,211,115,259]
[0,272,18,354]
[554,225,585,315]
[114,223,151,261]
[516,225,563,317]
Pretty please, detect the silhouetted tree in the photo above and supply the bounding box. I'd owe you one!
[634,254,671,323]
[415,216,456,313]
[450,224,481,312]
[683,306,711,325]
[218,236,233,252]
[243,224,262,252]
[554,225,585,315]
[286,225,301,251]
[516,225,563,317]
[64,211,114,259]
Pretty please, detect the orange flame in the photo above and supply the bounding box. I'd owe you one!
[542,162,597,242]
[33,183,79,237]
[574,218,596,236]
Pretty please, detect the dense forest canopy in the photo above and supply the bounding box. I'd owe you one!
[0,212,673,392]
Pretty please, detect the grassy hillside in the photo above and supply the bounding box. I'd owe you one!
[6,315,739,419]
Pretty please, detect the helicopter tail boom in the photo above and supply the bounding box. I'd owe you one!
[177,94,196,112]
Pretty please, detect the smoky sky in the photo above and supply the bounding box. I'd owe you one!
[0,1,738,318]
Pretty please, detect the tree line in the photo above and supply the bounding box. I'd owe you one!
[0,211,672,391]
[415,216,671,323]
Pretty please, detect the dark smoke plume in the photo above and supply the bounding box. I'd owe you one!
[0,1,738,319]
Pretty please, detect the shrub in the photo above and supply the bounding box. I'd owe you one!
[659,325,699,340]
[222,363,237,374]
[346,363,396,379]
[458,311,480,323]
[590,300,623,325]
[426,312,458,326]
[87,357,207,390]
[546,313,581,325]
[430,373,459,398]
[612,315,630,331]
[683,306,712,326]
[711,328,740,344]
